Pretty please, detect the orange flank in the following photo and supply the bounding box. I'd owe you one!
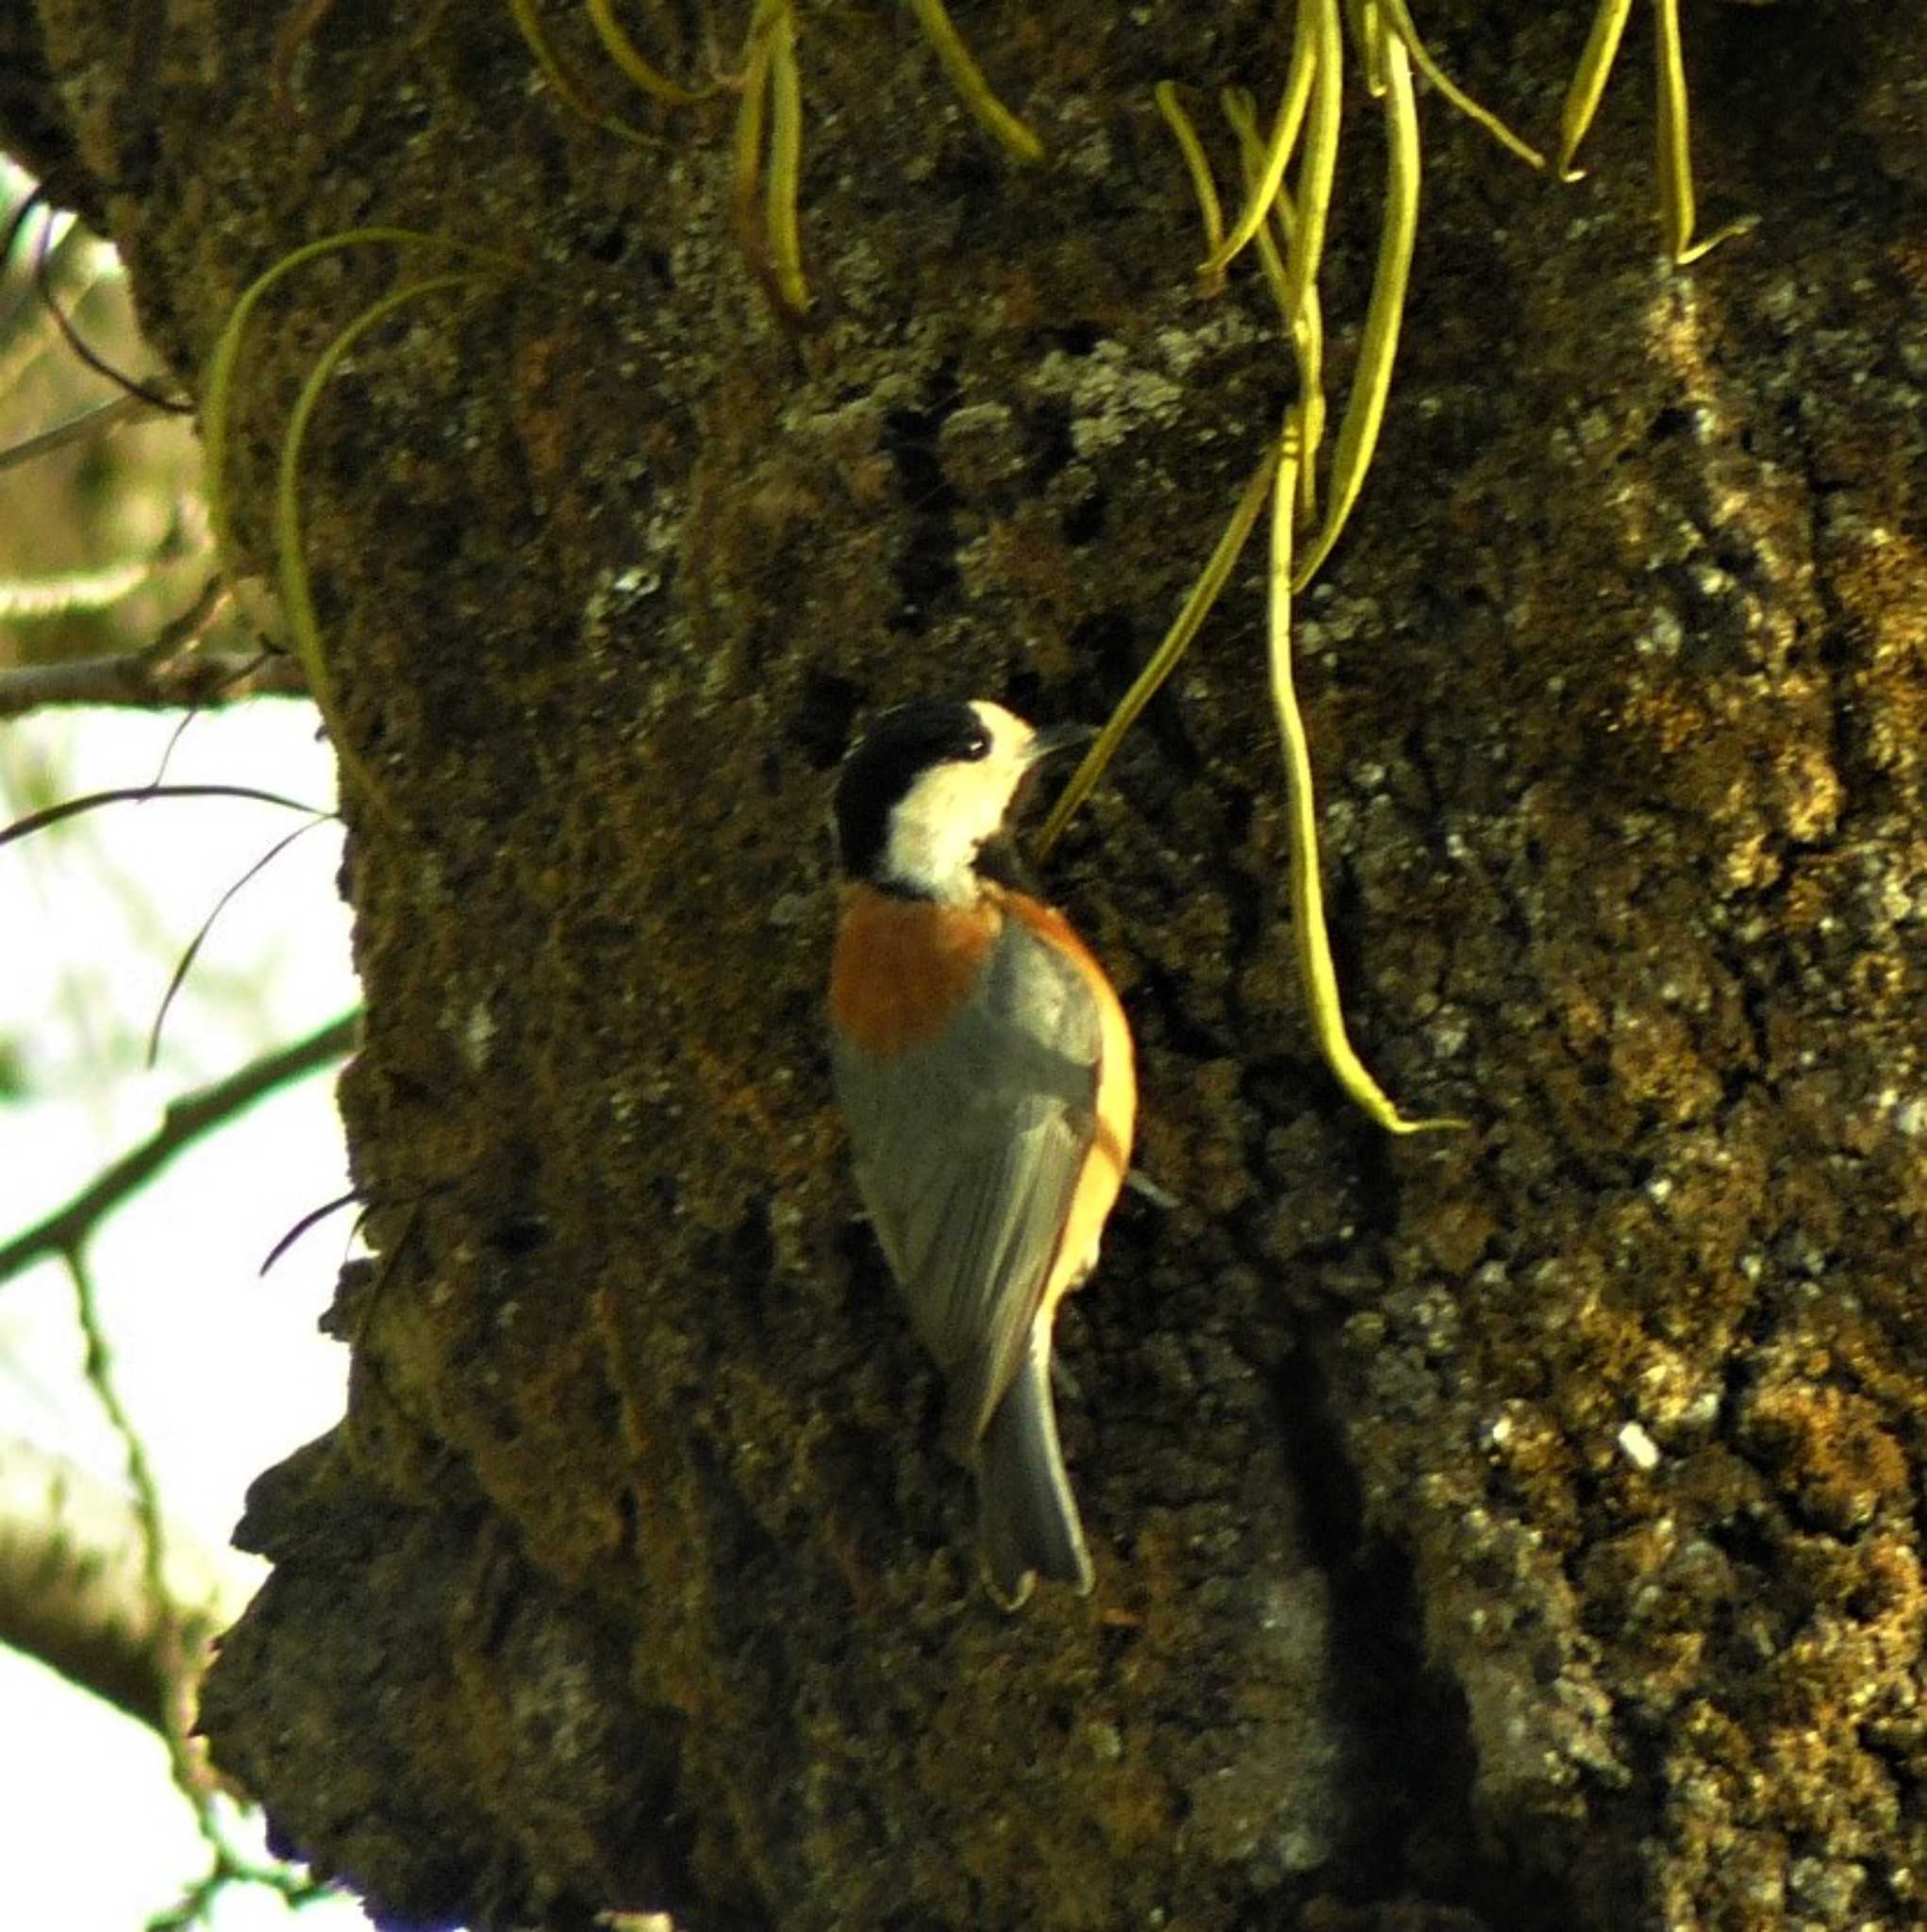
[829,884,1000,1057]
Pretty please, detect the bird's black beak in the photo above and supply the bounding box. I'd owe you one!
[1025,722,1096,765]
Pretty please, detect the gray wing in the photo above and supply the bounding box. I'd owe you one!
[831,914,1102,1455]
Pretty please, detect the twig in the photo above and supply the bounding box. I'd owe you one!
[0,391,159,475]
[147,815,334,1063]
[0,1011,360,1288]
[66,1248,339,1921]
[0,649,308,717]
[0,1435,248,1737]
[0,575,256,718]
[0,782,325,853]
[65,1251,204,1785]
[31,203,190,414]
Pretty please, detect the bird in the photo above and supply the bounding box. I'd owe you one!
[827,697,1136,1606]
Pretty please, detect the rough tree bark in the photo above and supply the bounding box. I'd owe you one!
[8,2,1926,1927]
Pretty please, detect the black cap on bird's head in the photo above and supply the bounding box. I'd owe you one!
[834,699,1088,904]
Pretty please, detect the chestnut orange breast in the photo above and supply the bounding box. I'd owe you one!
[828,883,1002,1058]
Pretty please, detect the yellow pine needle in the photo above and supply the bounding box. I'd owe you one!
[276,273,493,824]
[1653,0,1753,263]
[1653,0,1695,256]
[1350,0,1388,96]
[1292,19,1418,591]
[1203,0,1318,279]
[765,3,810,316]
[732,5,777,282]
[583,0,713,108]
[507,0,656,145]
[905,0,1043,164]
[1377,0,1545,171]
[203,228,518,565]
[1283,0,1343,318]
[729,0,811,323]
[1221,89,1291,308]
[1556,0,1633,180]
[1155,82,1225,278]
[1036,447,1279,858]
[1222,86,1325,525]
[1267,413,1464,1133]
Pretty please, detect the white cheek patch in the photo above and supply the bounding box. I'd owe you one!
[970,700,1031,744]
[886,744,1031,901]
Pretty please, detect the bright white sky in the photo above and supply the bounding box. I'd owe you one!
[0,699,376,1929]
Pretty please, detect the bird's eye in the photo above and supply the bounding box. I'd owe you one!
[962,728,991,760]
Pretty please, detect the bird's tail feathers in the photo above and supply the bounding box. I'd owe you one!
[976,1340,1093,1607]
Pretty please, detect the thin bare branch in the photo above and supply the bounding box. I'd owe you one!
[0,391,158,475]
[0,782,324,854]
[0,1011,360,1288]
[0,1435,248,1737]
[0,649,308,717]
[147,815,333,1064]
[30,204,190,414]
[63,1249,331,1914]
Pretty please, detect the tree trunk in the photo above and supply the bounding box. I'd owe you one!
[9,2,1926,1926]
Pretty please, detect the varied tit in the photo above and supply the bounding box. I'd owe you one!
[827,698,1136,1607]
